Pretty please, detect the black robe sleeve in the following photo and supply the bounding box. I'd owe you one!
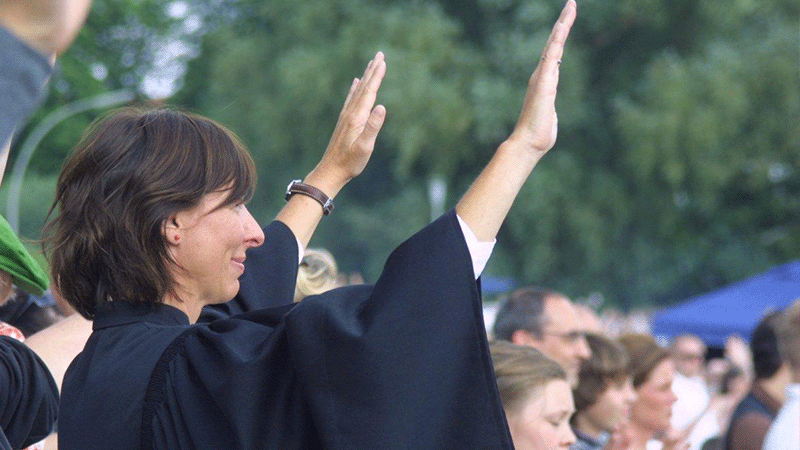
[146,211,512,449]
[199,220,299,322]
[0,336,58,449]
[284,210,512,448]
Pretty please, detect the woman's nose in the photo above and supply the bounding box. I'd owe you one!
[243,206,265,247]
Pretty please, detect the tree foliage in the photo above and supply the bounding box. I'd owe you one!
[13,0,799,308]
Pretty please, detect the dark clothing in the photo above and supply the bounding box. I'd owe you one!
[723,382,781,450]
[0,26,52,146]
[0,289,63,337]
[0,336,59,450]
[59,212,513,449]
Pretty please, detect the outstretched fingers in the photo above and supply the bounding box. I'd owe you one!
[540,1,576,70]
[354,52,386,122]
[514,0,576,150]
[339,52,386,121]
[321,52,388,183]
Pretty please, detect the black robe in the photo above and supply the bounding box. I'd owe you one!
[58,211,513,449]
[0,335,58,450]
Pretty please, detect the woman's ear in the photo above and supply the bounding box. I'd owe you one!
[164,216,181,245]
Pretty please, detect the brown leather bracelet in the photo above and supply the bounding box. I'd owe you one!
[284,179,334,215]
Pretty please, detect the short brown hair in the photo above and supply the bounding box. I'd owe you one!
[492,287,566,340]
[573,333,629,413]
[490,340,566,415]
[43,108,256,319]
[618,333,669,389]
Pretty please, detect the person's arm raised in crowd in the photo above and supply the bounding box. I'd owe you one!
[456,0,576,242]
[276,51,387,248]
[0,0,93,61]
[0,0,93,174]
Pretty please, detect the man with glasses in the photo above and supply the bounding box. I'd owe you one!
[492,286,591,387]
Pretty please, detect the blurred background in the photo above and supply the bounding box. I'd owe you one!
[3,0,798,318]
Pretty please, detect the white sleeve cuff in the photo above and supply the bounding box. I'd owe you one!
[296,238,305,265]
[456,214,496,280]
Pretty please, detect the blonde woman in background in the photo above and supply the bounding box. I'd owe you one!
[491,340,577,450]
[293,248,340,302]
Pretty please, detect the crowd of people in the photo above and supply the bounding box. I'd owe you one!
[487,287,800,450]
[1,1,798,450]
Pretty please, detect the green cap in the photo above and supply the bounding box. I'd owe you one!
[0,215,48,295]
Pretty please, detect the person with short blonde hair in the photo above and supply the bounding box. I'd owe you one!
[491,340,577,450]
[293,248,339,302]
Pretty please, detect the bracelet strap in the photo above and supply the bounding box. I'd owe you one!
[285,179,334,215]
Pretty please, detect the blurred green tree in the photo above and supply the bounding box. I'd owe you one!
[13,0,797,308]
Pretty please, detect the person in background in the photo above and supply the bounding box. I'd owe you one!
[493,286,592,387]
[723,311,791,450]
[619,333,689,450]
[571,333,636,450]
[0,289,64,337]
[722,335,753,379]
[0,0,93,168]
[293,248,339,302]
[669,334,713,450]
[0,215,58,450]
[574,303,603,335]
[705,358,732,398]
[693,362,750,450]
[761,300,800,450]
[21,297,93,450]
[0,1,93,448]
[491,340,577,450]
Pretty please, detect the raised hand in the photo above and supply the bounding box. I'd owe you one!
[0,0,93,58]
[509,0,576,157]
[306,52,387,198]
[455,0,576,242]
[278,53,387,247]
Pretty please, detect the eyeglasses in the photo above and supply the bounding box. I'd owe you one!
[676,353,705,362]
[542,330,587,345]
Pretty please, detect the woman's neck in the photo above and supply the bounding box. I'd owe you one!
[163,294,204,323]
[759,365,792,405]
[573,413,606,441]
[626,421,654,450]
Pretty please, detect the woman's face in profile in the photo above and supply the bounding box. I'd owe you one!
[506,379,576,450]
[631,359,677,434]
[167,189,264,306]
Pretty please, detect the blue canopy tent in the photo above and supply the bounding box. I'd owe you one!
[651,260,800,347]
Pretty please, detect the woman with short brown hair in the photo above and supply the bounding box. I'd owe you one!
[46,2,578,448]
[571,333,636,450]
